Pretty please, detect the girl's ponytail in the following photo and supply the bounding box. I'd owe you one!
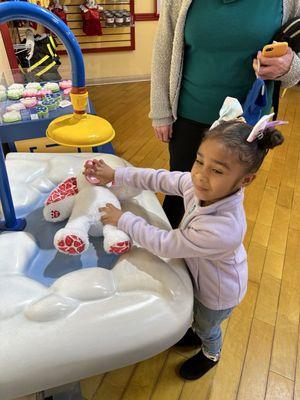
[257,128,284,150]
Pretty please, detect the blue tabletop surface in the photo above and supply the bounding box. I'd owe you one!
[23,201,118,287]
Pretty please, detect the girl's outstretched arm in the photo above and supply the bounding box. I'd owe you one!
[115,166,191,197]
[100,204,240,260]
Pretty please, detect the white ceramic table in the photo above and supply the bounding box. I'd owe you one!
[0,153,193,400]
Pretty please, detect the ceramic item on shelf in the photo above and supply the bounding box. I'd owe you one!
[43,82,60,93]
[8,83,24,92]
[59,80,72,90]
[23,89,39,98]
[6,102,26,112]
[20,97,38,108]
[42,97,58,110]
[2,110,22,123]
[25,82,42,91]
[7,89,23,100]
[32,105,49,119]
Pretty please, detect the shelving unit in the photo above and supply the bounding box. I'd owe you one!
[56,0,135,53]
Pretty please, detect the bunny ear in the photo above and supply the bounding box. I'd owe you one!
[210,97,244,130]
[265,120,289,129]
[246,114,289,143]
[246,113,274,143]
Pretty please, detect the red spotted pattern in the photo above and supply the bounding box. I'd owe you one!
[57,234,85,254]
[109,241,131,254]
[46,177,79,205]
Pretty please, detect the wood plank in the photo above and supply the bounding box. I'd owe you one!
[251,222,271,248]
[260,151,273,172]
[93,365,136,400]
[236,319,274,400]
[263,250,284,281]
[270,229,300,380]
[265,372,294,400]
[268,205,290,255]
[295,327,300,400]
[256,186,278,227]
[150,350,186,400]
[179,368,215,400]
[121,351,168,400]
[244,170,268,222]
[267,158,285,189]
[277,185,294,209]
[80,374,104,400]
[243,219,254,250]
[207,282,258,400]
[247,242,267,284]
[254,274,280,326]
[290,192,300,231]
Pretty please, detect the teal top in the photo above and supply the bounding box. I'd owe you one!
[178,0,283,124]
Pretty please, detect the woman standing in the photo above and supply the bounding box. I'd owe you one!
[150,0,300,228]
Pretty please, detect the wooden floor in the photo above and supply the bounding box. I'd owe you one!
[18,82,300,400]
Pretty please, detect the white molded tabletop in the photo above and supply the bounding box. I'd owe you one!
[0,152,193,400]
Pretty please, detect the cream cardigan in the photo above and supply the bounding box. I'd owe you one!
[150,0,300,126]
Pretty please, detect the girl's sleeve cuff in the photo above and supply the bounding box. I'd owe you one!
[117,211,135,233]
[114,167,126,186]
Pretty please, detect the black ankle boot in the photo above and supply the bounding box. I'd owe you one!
[179,349,218,380]
[175,328,202,347]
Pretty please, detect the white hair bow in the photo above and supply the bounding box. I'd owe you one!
[210,97,244,130]
[211,97,288,141]
[246,113,288,143]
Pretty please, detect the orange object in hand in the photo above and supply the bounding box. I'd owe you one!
[262,42,288,57]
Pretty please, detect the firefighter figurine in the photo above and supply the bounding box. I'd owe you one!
[48,0,68,25]
[80,0,103,36]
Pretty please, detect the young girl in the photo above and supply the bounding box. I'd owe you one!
[83,113,284,381]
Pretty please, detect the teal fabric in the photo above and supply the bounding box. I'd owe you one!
[178,0,283,124]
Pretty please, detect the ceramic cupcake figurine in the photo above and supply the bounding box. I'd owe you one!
[20,97,38,108]
[23,88,39,98]
[8,83,24,92]
[33,105,49,119]
[41,97,58,110]
[3,110,22,123]
[7,89,23,100]
[59,80,72,90]
[25,82,42,91]
[6,102,26,112]
[36,89,52,99]
[43,82,60,93]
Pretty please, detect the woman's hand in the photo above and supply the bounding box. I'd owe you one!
[154,125,173,143]
[99,203,124,226]
[253,47,294,80]
[83,159,115,186]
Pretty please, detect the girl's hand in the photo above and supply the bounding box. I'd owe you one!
[253,47,294,80]
[83,159,115,186]
[99,203,124,226]
[154,125,173,143]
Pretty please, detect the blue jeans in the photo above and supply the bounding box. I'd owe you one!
[193,297,233,357]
